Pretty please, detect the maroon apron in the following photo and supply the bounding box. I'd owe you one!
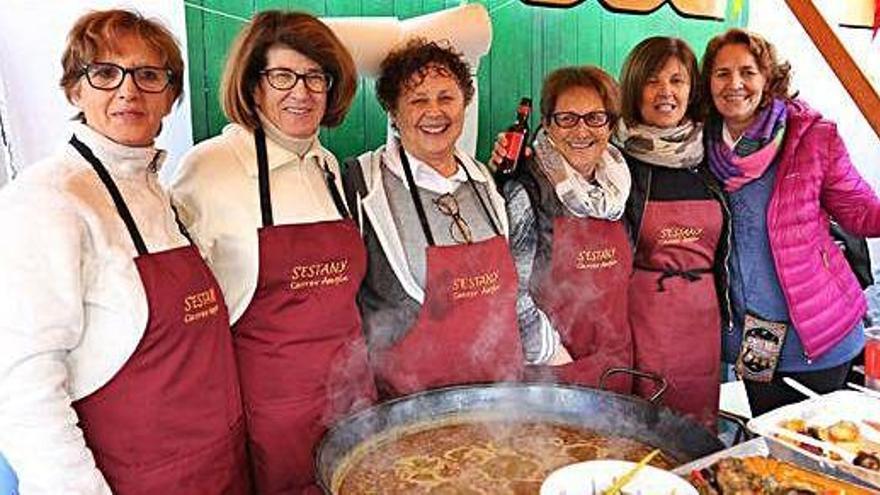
[69,136,249,494]
[530,216,633,393]
[233,128,376,494]
[629,199,722,429]
[372,149,523,397]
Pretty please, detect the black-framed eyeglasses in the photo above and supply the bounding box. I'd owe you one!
[260,68,333,93]
[551,111,612,129]
[434,193,473,244]
[81,62,173,93]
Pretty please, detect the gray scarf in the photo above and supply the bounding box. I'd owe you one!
[533,128,630,220]
[613,119,704,169]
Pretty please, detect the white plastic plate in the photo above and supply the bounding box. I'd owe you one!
[540,459,698,495]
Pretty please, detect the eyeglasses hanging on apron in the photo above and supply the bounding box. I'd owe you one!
[370,147,524,397]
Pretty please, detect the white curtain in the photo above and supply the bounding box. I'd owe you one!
[0,69,11,188]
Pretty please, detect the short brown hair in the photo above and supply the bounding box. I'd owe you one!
[619,37,700,125]
[60,9,184,106]
[701,28,793,118]
[221,10,357,130]
[540,66,621,129]
[375,39,475,114]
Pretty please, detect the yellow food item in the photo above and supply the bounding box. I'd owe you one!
[782,418,807,433]
[828,421,860,443]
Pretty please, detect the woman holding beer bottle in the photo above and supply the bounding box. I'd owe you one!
[496,66,634,392]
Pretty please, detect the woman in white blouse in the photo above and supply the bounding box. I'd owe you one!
[170,10,375,494]
[0,9,248,494]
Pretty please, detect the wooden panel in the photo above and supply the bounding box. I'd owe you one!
[255,0,295,11]
[185,0,749,162]
[785,0,880,139]
[322,0,367,162]
[286,0,327,15]
[200,1,251,137]
[184,0,209,142]
[488,0,535,158]
[358,0,396,155]
[393,0,423,20]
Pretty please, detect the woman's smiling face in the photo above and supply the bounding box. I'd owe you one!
[710,43,767,135]
[545,85,611,176]
[253,45,328,138]
[639,56,691,128]
[71,35,175,146]
[392,65,466,165]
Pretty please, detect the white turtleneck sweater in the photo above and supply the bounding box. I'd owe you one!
[170,123,347,324]
[0,123,190,495]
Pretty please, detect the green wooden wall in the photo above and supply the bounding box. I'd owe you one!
[185,0,748,163]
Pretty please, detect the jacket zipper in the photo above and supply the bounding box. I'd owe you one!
[701,169,734,333]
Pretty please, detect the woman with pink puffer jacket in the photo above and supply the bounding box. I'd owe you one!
[702,28,880,416]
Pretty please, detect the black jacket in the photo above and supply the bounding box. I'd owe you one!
[623,153,732,326]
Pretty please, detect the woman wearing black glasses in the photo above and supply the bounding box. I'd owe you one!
[343,39,524,398]
[497,66,635,394]
[616,37,726,429]
[0,9,248,494]
[170,11,375,494]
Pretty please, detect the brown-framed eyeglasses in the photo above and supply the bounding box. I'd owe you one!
[434,193,473,244]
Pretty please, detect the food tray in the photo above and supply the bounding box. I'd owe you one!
[747,390,880,489]
[673,438,771,476]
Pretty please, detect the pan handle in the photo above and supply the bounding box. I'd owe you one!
[718,410,754,445]
[599,367,668,404]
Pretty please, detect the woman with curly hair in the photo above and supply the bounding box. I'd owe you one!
[343,39,523,398]
[702,29,880,415]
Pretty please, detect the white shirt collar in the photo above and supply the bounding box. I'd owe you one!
[69,122,165,179]
[225,124,326,178]
[381,135,486,195]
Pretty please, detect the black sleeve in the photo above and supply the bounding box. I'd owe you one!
[830,221,874,289]
[341,157,366,229]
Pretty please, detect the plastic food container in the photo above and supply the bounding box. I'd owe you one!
[747,390,880,489]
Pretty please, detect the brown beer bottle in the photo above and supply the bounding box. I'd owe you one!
[497,97,532,175]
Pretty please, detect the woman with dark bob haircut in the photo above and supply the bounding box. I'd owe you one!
[343,39,524,398]
[171,10,374,494]
[615,36,727,429]
[0,9,249,494]
[501,65,636,393]
[702,29,880,416]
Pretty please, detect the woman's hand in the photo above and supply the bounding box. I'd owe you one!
[533,134,570,186]
[547,341,574,366]
[489,133,532,170]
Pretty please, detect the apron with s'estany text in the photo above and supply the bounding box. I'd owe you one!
[233,128,376,494]
[529,216,633,393]
[69,135,250,495]
[372,148,523,397]
[629,199,722,429]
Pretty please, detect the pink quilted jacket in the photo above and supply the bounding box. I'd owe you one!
[767,99,880,359]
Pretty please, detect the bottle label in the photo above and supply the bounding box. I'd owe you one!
[502,131,525,164]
